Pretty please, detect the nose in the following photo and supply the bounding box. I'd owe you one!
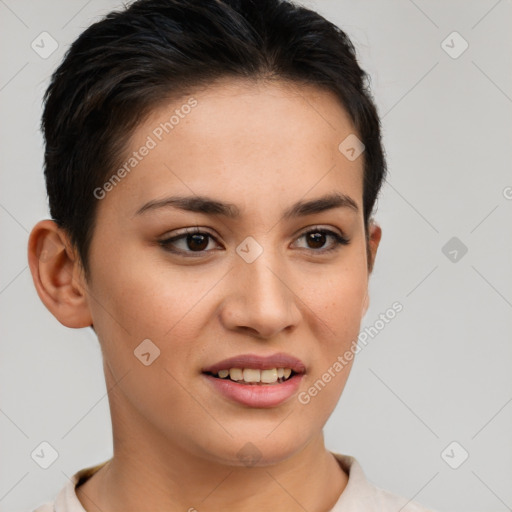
[219,247,302,339]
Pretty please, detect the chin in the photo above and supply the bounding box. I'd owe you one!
[199,431,311,468]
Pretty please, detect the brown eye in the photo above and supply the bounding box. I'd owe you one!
[306,231,328,249]
[186,233,209,251]
[293,228,350,253]
[158,228,221,256]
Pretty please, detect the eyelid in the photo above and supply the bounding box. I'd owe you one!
[158,225,350,256]
[161,226,216,239]
[291,225,350,250]
[158,227,222,256]
[295,224,346,240]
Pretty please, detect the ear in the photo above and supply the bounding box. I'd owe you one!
[367,220,382,275]
[362,221,382,316]
[27,220,93,328]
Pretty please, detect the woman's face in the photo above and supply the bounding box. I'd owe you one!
[84,78,380,466]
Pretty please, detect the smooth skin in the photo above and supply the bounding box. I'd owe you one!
[28,77,382,512]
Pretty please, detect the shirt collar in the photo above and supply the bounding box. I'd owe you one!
[52,453,394,511]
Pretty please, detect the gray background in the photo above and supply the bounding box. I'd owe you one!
[1,1,511,511]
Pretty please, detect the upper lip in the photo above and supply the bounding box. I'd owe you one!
[202,352,306,374]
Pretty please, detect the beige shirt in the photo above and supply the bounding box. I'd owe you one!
[33,453,436,511]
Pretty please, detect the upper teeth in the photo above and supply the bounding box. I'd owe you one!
[216,368,293,383]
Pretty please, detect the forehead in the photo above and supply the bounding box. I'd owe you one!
[99,78,364,218]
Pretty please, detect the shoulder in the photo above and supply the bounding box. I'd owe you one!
[372,486,436,511]
[32,504,54,512]
[31,459,110,512]
[330,453,438,512]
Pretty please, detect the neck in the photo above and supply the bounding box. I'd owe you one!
[77,434,347,512]
[76,370,348,512]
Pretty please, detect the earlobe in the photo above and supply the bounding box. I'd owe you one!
[27,220,93,328]
[362,221,382,316]
[367,221,382,274]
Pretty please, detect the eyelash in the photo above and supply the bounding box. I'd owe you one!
[157,226,350,258]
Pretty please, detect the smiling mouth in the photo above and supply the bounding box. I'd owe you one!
[204,367,297,385]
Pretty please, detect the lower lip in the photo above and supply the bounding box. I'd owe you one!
[203,373,304,408]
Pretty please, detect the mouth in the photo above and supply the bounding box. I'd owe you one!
[203,367,298,385]
[201,353,306,407]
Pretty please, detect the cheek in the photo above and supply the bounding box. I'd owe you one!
[298,261,367,338]
[86,258,218,438]
[295,259,367,407]
[86,250,228,411]
[89,248,221,339]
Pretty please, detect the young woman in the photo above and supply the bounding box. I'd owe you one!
[28,0,436,510]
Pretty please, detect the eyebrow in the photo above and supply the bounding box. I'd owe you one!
[134,192,359,220]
